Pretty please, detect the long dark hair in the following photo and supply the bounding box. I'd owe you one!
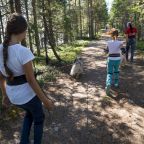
[129,23,133,32]
[3,13,27,79]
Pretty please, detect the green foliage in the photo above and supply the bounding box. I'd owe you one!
[36,65,60,84]
[94,0,109,25]
[57,40,88,63]
[137,41,144,51]
[109,0,144,34]
[34,40,88,85]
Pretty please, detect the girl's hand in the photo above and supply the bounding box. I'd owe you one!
[44,99,54,111]
[2,96,11,109]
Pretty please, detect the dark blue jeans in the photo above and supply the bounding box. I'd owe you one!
[16,96,45,144]
[126,38,136,62]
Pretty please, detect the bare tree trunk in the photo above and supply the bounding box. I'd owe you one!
[24,0,33,53]
[14,0,21,13]
[14,0,27,46]
[75,0,77,5]
[94,19,96,37]
[9,0,15,13]
[88,0,94,39]
[0,10,4,41]
[32,0,40,56]
[74,0,79,38]
[47,0,61,61]
[63,1,69,43]
[79,0,82,38]
[0,11,2,43]
[41,0,49,65]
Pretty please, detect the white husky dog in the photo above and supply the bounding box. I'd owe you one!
[70,57,83,78]
[120,48,126,66]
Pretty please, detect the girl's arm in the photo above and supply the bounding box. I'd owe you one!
[23,61,54,110]
[0,73,10,108]
[0,73,6,96]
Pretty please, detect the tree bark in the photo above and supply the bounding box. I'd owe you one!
[47,0,61,61]
[14,0,21,13]
[14,0,27,46]
[24,0,33,52]
[41,0,49,65]
[79,0,82,38]
[63,1,69,43]
[32,0,40,56]
[9,0,15,13]
[88,0,94,39]
[0,10,4,41]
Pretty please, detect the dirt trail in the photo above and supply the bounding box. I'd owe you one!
[0,38,144,144]
[43,38,144,144]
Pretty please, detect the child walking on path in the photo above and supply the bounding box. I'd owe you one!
[0,13,54,144]
[106,29,123,95]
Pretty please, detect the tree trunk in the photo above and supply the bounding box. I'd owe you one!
[63,1,69,43]
[88,0,94,39]
[0,13,1,43]
[79,0,82,38]
[9,0,15,13]
[94,19,97,37]
[41,0,49,65]
[47,0,61,61]
[15,0,21,13]
[24,0,33,53]
[74,0,79,38]
[32,0,40,56]
[14,0,27,46]
[0,10,4,41]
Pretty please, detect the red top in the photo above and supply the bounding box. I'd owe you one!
[125,27,137,38]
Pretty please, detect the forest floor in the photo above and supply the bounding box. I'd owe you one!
[0,35,144,144]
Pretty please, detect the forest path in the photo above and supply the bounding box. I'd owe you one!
[1,37,144,144]
[43,37,144,144]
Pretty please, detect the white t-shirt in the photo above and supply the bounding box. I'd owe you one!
[0,44,36,105]
[107,40,123,60]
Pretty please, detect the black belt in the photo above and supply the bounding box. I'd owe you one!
[6,75,27,86]
[109,54,120,57]
[128,36,135,39]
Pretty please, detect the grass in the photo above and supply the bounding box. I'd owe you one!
[0,40,89,117]
[34,40,88,64]
[137,40,144,52]
[136,41,144,58]
[34,40,88,84]
[35,65,60,86]
[50,40,89,63]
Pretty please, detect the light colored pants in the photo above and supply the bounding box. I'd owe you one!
[106,59,121,87]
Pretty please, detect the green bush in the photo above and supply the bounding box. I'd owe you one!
[137,41,144,51]
[58,40,88,63]
[36,65,60,84]
[33,40,88,65]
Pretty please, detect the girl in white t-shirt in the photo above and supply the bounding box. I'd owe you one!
[0,13,53,144]
[106,29,123,95]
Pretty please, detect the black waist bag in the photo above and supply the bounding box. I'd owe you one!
[6,75,27,86]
